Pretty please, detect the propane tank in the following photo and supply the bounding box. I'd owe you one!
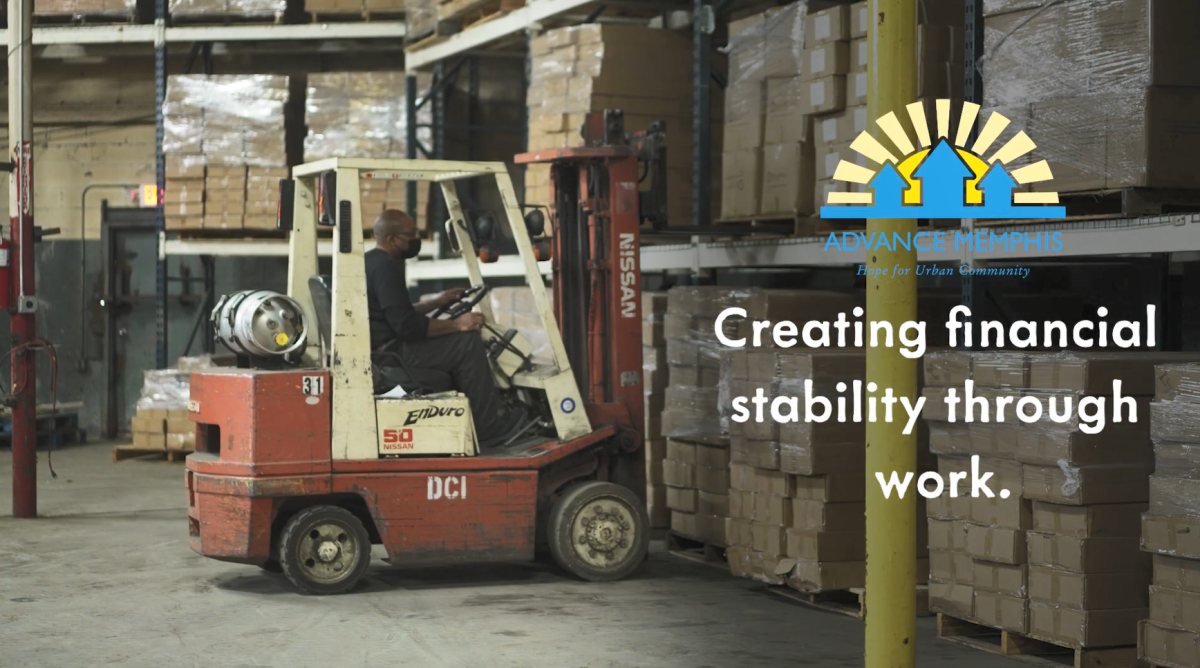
[211,290,307,358]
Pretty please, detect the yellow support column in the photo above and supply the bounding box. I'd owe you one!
[864,1,918,667]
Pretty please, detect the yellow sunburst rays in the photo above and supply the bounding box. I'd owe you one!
[827,99,1060,206]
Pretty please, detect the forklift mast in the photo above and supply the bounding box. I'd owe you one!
[515,110,664,450]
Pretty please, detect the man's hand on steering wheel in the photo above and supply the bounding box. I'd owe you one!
[432,287,467,309]
[455,312,485,332]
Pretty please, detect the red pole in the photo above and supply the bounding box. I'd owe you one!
[9,0,36,518]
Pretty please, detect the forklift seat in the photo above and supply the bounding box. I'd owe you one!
[307,275,453,395]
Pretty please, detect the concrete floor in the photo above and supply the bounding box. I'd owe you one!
[1,444,1021,668]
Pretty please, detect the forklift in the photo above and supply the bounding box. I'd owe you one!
[185,111,664,594]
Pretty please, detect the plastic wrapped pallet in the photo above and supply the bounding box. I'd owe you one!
[129,356,212,451]
[981,0,1200,191]
[666,437,730,546]
[525,23,722,224]
[305,72,432,227]
[643,291,670,531]
[1142,363,1200,666]
[169,0,284,18]
[404,0,437,39]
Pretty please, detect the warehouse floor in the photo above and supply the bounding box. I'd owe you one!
[1,444,1018,668]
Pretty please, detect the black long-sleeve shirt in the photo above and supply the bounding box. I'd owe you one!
[365,248,428,349]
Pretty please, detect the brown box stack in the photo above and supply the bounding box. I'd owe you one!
[982,1,1200,191]
[525,24,720,225]
[1140,363,1200,667]
[163,75,292,233]
[130,358,212,452]
[925,352,1188,647]
[35,0,133,18]
[305,72,432,230]
[307,0,402,16]
[643,292,670,533]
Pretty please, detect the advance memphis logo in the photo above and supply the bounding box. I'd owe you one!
[820,100,1066,220]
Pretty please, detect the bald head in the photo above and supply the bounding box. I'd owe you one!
[373,209,419,259]
[374,209,416,242]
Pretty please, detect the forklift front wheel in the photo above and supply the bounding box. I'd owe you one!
[278,505,372,595]
[547,482,649,582]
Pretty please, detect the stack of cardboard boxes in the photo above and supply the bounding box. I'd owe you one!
[305,72,432,229]
[643,292,670,534]
[306,0,402,15]
[981,1,1200,192]
[131,407,196,453]
[404,0,437,40]
[524,24,720,224]
[660,287,737,546]
[722,0,963,220]
[162,75,293,233]
[925,352,1191,652]
[724,348,869,591]
[1140,363,1200,667]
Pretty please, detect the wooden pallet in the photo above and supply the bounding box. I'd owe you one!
[436,0,521,24]
[112,445,194,463]
[976,187,1200,226]
[666,531,727,571]
[936,614,1145,668]
[716,213,949,238]
[404,19,462,47]
[767,584,929,620]
[307,9,403,22]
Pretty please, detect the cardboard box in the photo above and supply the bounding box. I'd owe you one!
[793,473,864,503]
[779,442,865,477]
[815,106,868,147]
[763,77,809,145]
[1155,554,1200,593]
[1031,353,1200,395]
[803,41,850,82]
[667,486,698,513]
[849,38,867,73]
[928,424,972,456]
[752,493,792,526]
[792,500,863,532]
[1028,602,1145,649]
[760,141,816,215]
[696,466,729,494]
[1015,423,1152,467]
[805,5,849,45]
[930,550,975,585]
[786,559,865,592]
[662,459,695,488]
[1151,585,1200,631]
[697,491,728,517]
[165,418,192,434]
[803,75,847,116]
[974,590,1028,633]
[848,71,868,107]
[132,432,165,449]
[929,581,974,619]
[1144,514,1200,559]
[1030,566,1148,610]
[1150,475,1200,519]
[1139,619,1200,668]
[755,469,795,498]
[720,149,763,218]
[1031,501,1145,538]
[850,1,867,39]
[926,456,973,519]
[928,518,968,553]
[1023,464,1152,506]
[818,141,868,182]
[165,432,195,450]
[964,523,1025,565]
[1025,532,1149,574]
[973,561,1027,597]
[1156,363,1200,401]
[751,522,787,555]
[131,415,165,434]
[671,511,698,538]
[730,438,780,470]
[786,529,866,562]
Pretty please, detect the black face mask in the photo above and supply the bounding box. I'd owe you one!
[400,238,422,260]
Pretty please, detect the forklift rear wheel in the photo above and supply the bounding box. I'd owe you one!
[278,506,372,595]
[547,482,649,582]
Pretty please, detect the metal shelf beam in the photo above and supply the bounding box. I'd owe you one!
[405,0,594,70]
[0,21,405,45]
[162,237,378,256]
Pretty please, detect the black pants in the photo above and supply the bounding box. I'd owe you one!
[377,332,505,437]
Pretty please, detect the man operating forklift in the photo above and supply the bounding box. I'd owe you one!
[365,208,525,448]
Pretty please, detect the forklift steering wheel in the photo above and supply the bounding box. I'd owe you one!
[437,284,490,319]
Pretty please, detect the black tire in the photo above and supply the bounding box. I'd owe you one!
[278,505,372,595]
[259,559,283,574]
[547,481,649,582]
